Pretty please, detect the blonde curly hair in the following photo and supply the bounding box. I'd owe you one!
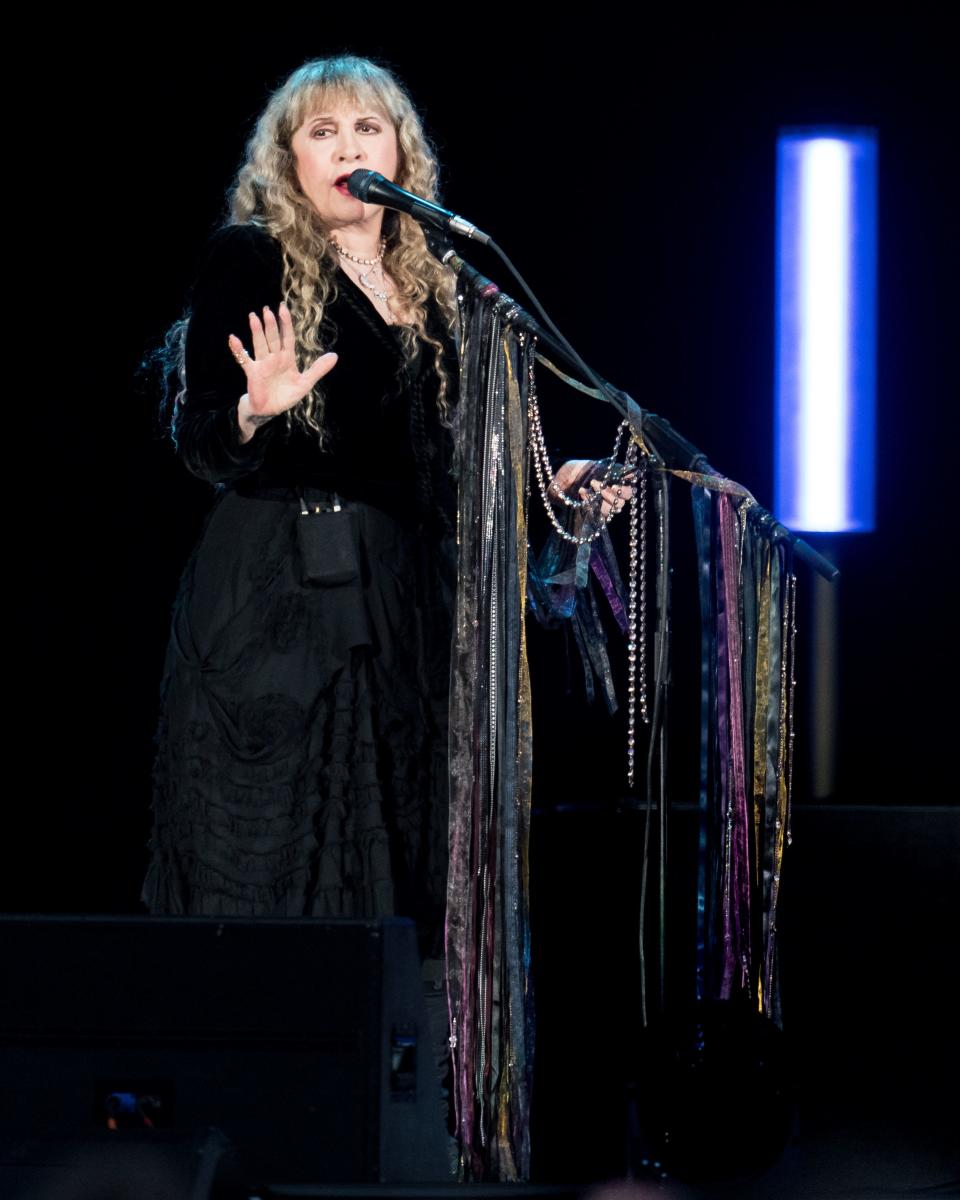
[227,55,458,441]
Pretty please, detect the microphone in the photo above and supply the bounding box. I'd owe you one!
[347,170,490,246]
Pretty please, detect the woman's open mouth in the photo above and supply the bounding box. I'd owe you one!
[334,174,353,195]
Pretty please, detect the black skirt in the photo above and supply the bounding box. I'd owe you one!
[143,489,453,955]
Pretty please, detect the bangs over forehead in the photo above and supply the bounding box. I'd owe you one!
[290,82,393,127]
[281,59,408,137]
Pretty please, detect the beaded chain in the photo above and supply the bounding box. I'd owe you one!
[528,365,629,547]
[525,352,650,788]
[627,445,649,788]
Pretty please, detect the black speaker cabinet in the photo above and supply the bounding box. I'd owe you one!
[0,915,451,1191]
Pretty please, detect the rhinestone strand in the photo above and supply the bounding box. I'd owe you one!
[626,448,650,788]
[526,359,631,547]
[530,388,626,509]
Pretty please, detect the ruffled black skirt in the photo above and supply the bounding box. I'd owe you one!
[143,489,453,955]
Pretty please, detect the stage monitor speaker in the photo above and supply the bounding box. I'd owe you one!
[0,915,451,1192]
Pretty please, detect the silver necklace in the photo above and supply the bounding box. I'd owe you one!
[355,266,390,303]
[333,240,391,304]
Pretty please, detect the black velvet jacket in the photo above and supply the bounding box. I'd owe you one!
[177,224,456,523]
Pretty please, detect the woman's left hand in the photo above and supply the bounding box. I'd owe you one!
[549,459,634,518]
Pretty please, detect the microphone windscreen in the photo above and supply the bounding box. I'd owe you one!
[347,169,382,201]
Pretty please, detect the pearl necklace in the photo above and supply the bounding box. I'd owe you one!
[331,238,384,267]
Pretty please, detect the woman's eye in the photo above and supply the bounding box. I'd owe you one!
[358,123,379,134]
[310,127,332,138]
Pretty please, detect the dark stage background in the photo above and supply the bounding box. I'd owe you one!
[10,17,958,1186]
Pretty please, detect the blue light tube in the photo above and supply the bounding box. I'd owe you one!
[774,128,877,533]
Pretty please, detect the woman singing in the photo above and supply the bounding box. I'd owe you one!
[143,56,459,962]
[144,56,631,1180]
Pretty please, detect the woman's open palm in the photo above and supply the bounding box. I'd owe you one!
[229,303,338,434]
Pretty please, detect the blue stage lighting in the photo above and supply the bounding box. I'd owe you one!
[774,128,877,533]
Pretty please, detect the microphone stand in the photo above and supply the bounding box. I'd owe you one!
[446,250,839,584]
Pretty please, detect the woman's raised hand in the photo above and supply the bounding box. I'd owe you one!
[229,303,338,443]
[550,459,635,518]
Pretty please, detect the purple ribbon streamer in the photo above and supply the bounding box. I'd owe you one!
[590,541,628,634]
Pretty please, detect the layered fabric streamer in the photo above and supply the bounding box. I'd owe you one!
[446,285,535,1181]
[446,270,798,1180]
[531,450,797,1024]
[686,473,797,1021]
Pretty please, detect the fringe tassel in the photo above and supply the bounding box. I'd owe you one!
[446,289,534,1180]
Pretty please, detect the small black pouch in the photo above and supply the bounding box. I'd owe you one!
[296,493,360,586]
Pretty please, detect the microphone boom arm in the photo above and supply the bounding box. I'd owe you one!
[446,250,838,583]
